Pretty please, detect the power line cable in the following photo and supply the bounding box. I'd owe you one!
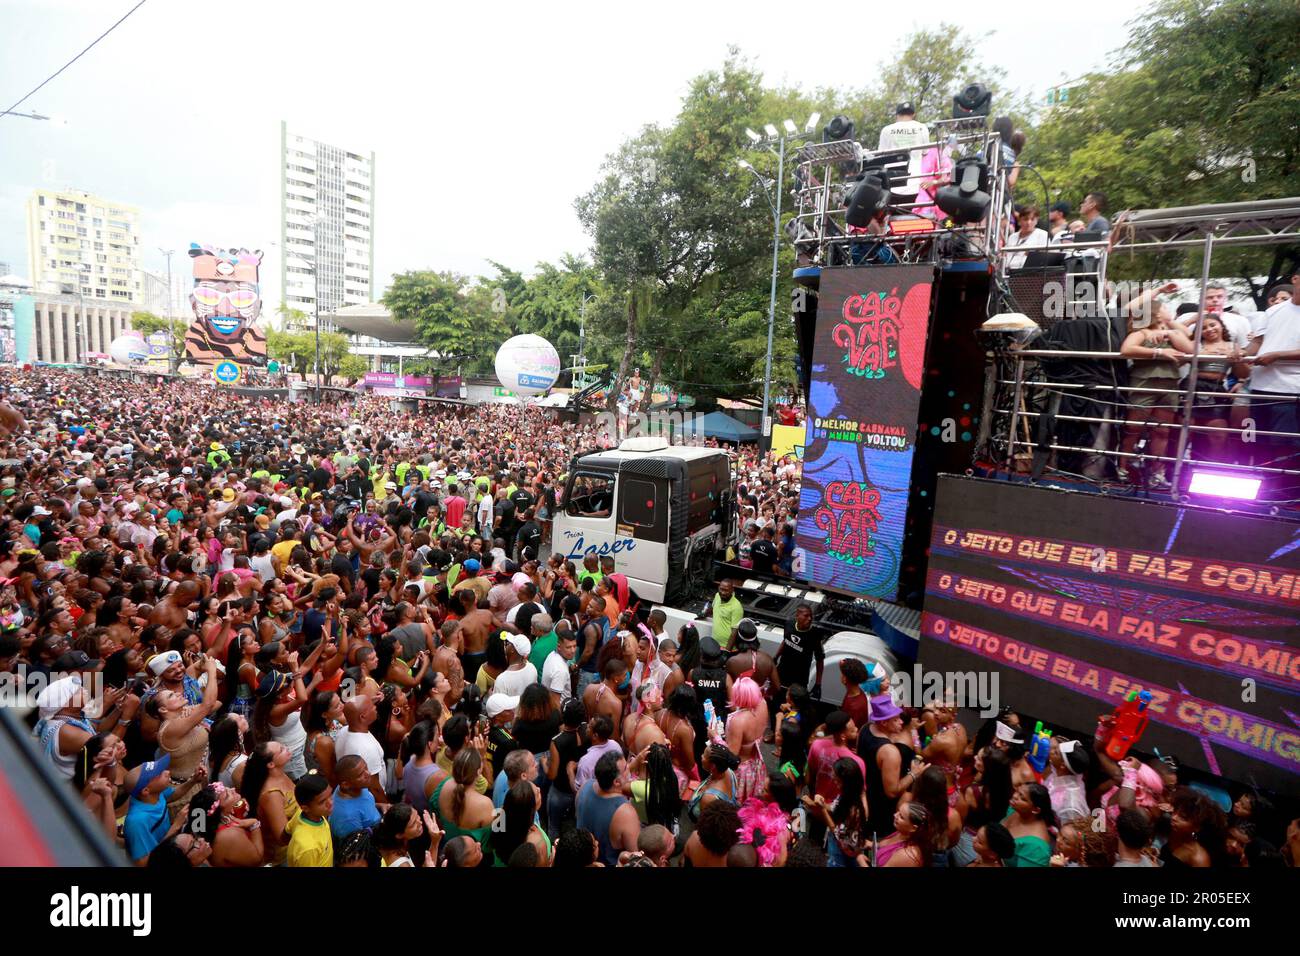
[1,1,149,120]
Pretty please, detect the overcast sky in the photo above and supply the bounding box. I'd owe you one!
[0,0,1142,310]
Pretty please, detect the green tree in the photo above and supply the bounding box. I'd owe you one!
[576,52,780,407]
[266,329,314,377]
[1023,0,1300,299]
[504,255,606,379]
[277,303,310,330]
[382,271,504,374]
[129,310,187,369]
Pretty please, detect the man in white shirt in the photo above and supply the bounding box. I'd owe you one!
[335,695,388,803]
[493,632,538,698]
[1247,282,1295,339]
[476,489,494,539]
[1244,272,1300,476]
[1004,205,1050,269]
[541,631,578,708]
[877,103,929,200]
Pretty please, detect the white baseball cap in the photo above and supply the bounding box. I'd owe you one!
[502,633,531,658]
[484,693,520,719]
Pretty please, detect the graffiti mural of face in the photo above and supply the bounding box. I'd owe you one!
[192,281,261,340]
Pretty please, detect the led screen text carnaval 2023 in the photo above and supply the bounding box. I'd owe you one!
[795,266,934,599]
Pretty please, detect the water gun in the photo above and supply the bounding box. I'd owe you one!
[1105,689,1153,761]
[1027,720,1052,775]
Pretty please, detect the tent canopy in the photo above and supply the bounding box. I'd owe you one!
[681,410,759,442]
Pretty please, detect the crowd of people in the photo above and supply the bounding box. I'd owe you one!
[1,365,1294,869]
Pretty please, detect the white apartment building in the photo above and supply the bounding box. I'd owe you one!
[280,121,376,331]
[25,188,142,306]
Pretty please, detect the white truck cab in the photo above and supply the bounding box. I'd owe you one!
[550,437,733,605]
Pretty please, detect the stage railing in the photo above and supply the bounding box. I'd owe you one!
[996,347,1300,499]
[791,124,1010,267]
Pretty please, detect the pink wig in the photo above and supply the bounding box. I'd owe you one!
[737,798,789,867]
[731,676,763,711]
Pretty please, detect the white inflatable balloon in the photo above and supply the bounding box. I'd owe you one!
[494,334,560,396]
[108,334,150,365]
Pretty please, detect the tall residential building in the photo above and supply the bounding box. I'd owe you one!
[25,188,142,306]
[279,121,375,332]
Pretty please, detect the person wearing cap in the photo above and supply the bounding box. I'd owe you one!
[991,719,1040,787]
[483,692,525,782]
[1047,201,1072,240]
[725,618,778,699]
[147,652,221,811]
[207,441,231,470]
[1045,737,1091,824]
[859,693,928,838]
[123,755,206,865]
[456,556,491,604]
[687,634,730,757]
[34,674,97,779]
[491,631,538,699]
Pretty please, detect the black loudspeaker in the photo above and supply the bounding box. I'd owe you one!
[897,268,991,607]
[822,114,856,142]
[792,285,818,400]
[952,83,993,119]
[936,158,992,224]
[845,170,892,227]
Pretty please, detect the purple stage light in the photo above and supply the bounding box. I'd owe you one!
[1188,469,1262,501]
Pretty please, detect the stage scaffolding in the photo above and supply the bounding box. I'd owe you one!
[985,198,1300,506]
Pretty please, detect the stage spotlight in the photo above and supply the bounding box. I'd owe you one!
[823,114,856,143]
[845,170,891,227]
[745,128,762,143]
[805,112,821,132]
[764,123,780,138]
[936,157,991,224]
[1188,469,1262,501]
[783,119,798,135]
[952,83,992,119]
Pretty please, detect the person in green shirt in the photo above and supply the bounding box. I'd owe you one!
[287,773,335,867]
[527,615,557,672]
[576,553,603,590]
[207,441,231,470]
[708,579,744,650]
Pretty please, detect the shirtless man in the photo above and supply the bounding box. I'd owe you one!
[725,619,779,707]
[431,619,466,707]
[993,723,1034,790]
[345,514,395,567]
[151,580,200,629]
[622,683,668,754]
[454,589,496,685]
[583,658,629,746]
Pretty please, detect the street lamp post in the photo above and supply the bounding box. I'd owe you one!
[575,292,596,390]
[159,248,176,373]
[741,115,819,442]
[304,214,323,402]
[76,264,91,364]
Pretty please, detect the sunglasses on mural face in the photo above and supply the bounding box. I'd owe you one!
[193,285,259,310]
